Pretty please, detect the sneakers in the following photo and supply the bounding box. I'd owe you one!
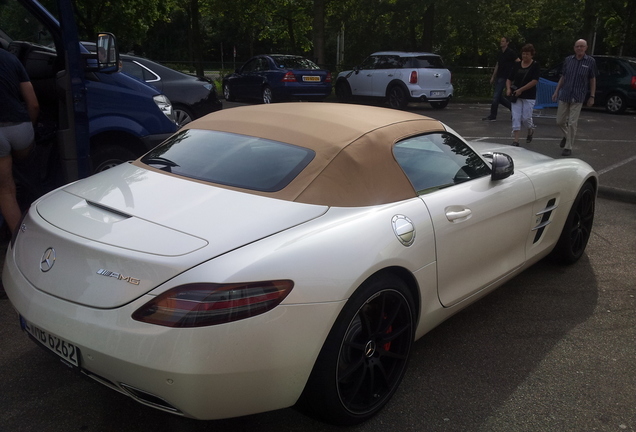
[561,149,572,156]
[559,137,566,148]
[482,116,496,121]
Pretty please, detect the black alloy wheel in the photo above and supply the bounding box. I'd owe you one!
[298,274,415,425]
[551,181,596,264]
[387,85,408,109]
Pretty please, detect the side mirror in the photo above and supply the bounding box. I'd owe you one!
[490,152,514,180]
[96,33,120,73]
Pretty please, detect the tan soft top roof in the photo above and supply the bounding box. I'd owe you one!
[180,103,446,207]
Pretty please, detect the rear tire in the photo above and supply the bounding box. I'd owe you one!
[262,86,274,104]
[298,274,415,425]
[604,93,627,114]
[550,182,595,264]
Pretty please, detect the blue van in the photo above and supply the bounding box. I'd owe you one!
[0,0,176,183]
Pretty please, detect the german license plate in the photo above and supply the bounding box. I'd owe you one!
[20,316,81,368]
[303,76,320,82]
[430,91,445,97]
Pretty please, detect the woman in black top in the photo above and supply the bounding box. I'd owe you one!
[507,44,540,146]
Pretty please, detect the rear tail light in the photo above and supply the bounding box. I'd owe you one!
[326,72,332,83]
[132,280,294,327]
[409,71,418,84]
[281,72,297,82]
[631,76,636,90]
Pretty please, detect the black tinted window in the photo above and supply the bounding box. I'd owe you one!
[407,56,445,69]
[393,133,490,194]
[375,55,404,69]
[359,56,379,70]
[140,129,315,192]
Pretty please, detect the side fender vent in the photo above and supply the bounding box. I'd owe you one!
[532,198,557,243]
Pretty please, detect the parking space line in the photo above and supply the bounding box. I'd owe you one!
[597,154,636,175]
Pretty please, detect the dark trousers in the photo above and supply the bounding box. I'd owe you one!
[489,77,511,119]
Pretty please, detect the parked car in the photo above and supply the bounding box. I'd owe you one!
[120,54,223,127]
[222,54,332,103]
[542,55,636,114]
[5,103,597,425]
[336,51,454,110]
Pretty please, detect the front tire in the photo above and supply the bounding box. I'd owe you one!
[336,80,352,102]
[387,85,409,110]
[173,105,193,128]
[550,181,595,264]
[223,82,234,102]
[298,274,415,425]
[91,145,137,173]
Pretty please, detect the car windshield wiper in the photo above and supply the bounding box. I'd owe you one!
[142,157,180,172]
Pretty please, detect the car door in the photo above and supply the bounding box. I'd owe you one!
[393,132,536,307]
[371,55,401,97]
[347,55,379,96]
[232,57,262,98]
[594,57,625,100]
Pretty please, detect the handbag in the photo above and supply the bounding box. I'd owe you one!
[508,86,518,103]
[508,64,532,103]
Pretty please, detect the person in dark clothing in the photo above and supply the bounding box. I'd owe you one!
[0,47,39,235]
[483,37,519,121]
[506,44,540,146]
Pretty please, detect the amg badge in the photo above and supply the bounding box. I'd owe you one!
[97,269,141,285]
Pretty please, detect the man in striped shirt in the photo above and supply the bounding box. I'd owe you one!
[551,39,597,156]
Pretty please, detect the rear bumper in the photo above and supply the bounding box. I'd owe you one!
[274,83,333,101]
[3,247,342,420]
[409,85,454,103]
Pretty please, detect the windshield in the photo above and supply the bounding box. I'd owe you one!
[140,129,316,192]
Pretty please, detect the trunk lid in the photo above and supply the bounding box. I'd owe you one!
[16,163,327,308]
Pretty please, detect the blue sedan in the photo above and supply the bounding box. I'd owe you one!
[223,54,332,103]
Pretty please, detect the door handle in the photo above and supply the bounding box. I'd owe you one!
[446,208,472,222]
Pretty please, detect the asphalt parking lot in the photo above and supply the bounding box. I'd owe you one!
[0,101,634,432]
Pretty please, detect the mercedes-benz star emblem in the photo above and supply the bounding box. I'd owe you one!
[40,248,56,272]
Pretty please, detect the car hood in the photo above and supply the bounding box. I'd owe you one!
[17,163,327,308]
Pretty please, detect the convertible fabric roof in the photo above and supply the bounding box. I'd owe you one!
[177,103,446,207]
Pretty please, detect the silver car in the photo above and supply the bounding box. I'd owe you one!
[336,51,453,109]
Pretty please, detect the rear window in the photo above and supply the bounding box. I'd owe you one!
[407,56,446,69]
[140,129,315,192]
[273,56,320,70]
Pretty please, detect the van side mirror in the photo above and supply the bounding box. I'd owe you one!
[96,33,120,73]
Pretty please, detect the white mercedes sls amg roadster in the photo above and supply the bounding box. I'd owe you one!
[4,103,597,425]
